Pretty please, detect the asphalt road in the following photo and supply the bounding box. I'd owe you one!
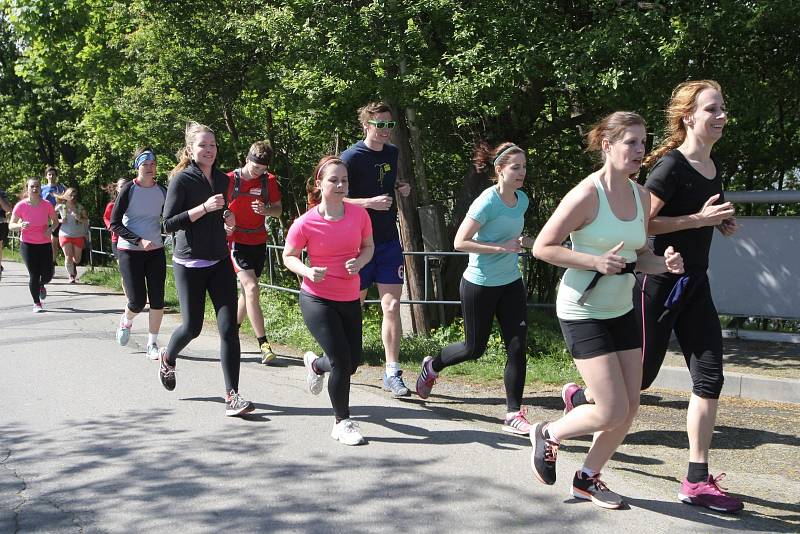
[0,261,796,533]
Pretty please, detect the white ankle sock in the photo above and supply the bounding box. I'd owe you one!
[386,362,401,377]
[148,333,158,346]
[580,466,598,478]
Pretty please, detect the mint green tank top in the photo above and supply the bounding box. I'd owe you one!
[556,176,646,320]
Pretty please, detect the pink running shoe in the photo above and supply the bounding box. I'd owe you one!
[502,406,532,435]
[678,473,744,513]
[415,356,438,399]
[561,383,581,415]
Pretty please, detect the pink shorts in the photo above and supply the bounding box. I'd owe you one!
[59,236,85,248]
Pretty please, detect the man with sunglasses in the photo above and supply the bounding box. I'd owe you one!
[340,101,412,397]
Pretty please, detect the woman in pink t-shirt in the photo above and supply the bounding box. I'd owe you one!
[9,178,59,312]
[283,155,374,446]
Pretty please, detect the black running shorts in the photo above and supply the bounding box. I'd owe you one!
[229,241,267,277]
[559,309,642,359]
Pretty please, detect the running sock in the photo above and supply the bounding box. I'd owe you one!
[119,313,132,328]
[580,466,598,479]
[147,333,158,346]
[687,462,709,483]
[257,335,267,346]
[386,362,401,377]
[572,388,588,407]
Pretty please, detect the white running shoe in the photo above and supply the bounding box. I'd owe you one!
[32,303,45,313]
[330,419,366,446]
[146,344,160,360]
[303,351,324,395]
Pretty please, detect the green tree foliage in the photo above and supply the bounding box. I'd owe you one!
[1,0,798,314]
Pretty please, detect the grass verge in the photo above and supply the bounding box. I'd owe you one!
[65,253,580,387]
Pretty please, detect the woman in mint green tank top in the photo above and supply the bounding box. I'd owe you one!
[529,112,684,508]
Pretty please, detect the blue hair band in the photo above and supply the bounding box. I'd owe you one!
[134,151,156,170]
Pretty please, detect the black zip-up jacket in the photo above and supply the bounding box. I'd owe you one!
[163,162,230,260]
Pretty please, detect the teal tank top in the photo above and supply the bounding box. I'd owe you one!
[556,176,646,320]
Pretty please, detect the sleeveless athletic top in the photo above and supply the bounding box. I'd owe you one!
[556,175,646,320]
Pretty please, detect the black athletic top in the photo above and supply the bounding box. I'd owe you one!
[163,162,231,261]
[644,150,725,272]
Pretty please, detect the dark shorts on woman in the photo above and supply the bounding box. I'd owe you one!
[0,222,8,242]
[559,309,641,359]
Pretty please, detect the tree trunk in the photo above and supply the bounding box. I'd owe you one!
[222,99,242,164]
[391,103,431,335]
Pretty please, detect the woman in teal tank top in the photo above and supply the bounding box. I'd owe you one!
[415,141,537,436]
[530,112,684,509]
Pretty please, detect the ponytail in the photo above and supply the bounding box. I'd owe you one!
[472,141,524,181]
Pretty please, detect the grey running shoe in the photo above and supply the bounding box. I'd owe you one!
[571,471,623,509]
[225,390,255,417]
[330,419,366,446]
[39,285,47,301]
[383,371,410,397]
[303,351,324,395]
[530,422,558,485]
[146,344,160,360]
[116,323,131,346]
[158,348,176,391]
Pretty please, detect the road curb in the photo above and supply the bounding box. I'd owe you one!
[651,366,800,404]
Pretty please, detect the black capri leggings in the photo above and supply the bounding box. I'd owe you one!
[166,260,241,393]
[299,291,362,421]
[635,272,724,399]
[432,277,528,412]
[20,242,54,304]
[117,247,167,313]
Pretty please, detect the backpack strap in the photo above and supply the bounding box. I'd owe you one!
[260,173,269,205]
[231,169,242,201]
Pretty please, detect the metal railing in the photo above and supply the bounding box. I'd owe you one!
[77,226,549,308]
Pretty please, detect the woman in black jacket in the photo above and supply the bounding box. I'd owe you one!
[159,121,254,417]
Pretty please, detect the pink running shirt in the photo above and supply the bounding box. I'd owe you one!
[12,200,56,244]
[285,204,372,301]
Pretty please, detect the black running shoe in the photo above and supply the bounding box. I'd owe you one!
[158,348,176,391]
[530,422,558,485]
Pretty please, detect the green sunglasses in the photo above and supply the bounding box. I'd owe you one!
[368,119,397,130]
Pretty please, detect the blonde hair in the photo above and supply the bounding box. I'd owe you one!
[644,80,722,167]
[170,121,215,178]
[585,111,647,166]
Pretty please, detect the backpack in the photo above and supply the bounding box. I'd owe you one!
[231,169,269,204]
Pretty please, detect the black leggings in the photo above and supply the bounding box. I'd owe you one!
[299,291,362,420]
[20,242,54,304]
[432,277,528,411]
[635,273,724,398]
[167,260,241,393]
[118,248,166,313]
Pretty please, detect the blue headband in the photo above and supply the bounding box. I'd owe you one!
[134,151,156,170]
[492,144,519,166]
